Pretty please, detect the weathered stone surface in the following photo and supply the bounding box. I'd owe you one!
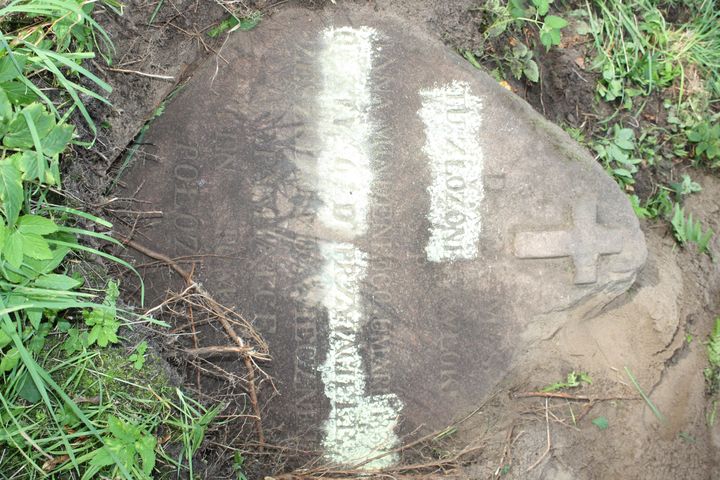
[120,5,647,468]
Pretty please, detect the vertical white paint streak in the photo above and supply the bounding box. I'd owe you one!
[318,243,402,468]
[316,27,402,469]
[317,27,375,236]
[419,81,484,262]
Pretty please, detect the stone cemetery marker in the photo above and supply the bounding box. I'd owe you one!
[121,5,647,468]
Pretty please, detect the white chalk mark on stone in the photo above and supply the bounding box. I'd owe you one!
[315,27,402,469]
[318,243,402,469]
[419,81,484,262]
[317,26,376,236]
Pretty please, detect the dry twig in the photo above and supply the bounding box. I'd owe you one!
[118,235,267,448]
[526,399,551,472]
[512,391,637,402]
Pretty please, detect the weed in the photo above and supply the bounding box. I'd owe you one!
[708,399,718,427]
[0,1,219,478]
[704,317,720,395]
[161,390,223,478]
[592,124,641,187]
[468,0,568,82]
[670,204,714,254]
[686,116,720,167]
[679,431,696,443]
[505,41,539,82]
[234,452,249,480]
[84,415,157,480]
[208,11,262,38]
[129,340,148,370]
[542,371,592,392]
[587,0,720,107]
[0,0,113,134]
[509,0,569,50]
[670,174,702,197]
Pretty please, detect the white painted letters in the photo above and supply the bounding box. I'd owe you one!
[419,81,484,262]
[315,27,402,469]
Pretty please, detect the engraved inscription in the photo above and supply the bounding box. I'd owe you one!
[314,26,402,468]
[318,243,402,468]
[316,27,376,234]
[419,81,485,263]
[171,143,201,255]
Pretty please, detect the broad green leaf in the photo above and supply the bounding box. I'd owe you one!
[524,59,540,83]
[0,161,23,226]
[0,53,27,83]
[28,322,49,349]
[27,308,42,330]
[0,347,20,372]
[41,123,74,157]
[18,214,59,235]
[0,80,39,105]
[0,328,10,349]
[606,144,628,162]
[108,416,138,444]
[708,144,719,159]
[0,87,11,125]
[34,274,82,291]
[62,328,82,354]
[614,128,635,150]
[532,0,550,16]
[20,233,53,260]
[513,42,529,57]
[88,446,115,469]
[24,241,71,275]
[612,168,634,179]
[540,30,555,49]
[688,129,704,142]
[136,434,157,475]
[544,15,568,29]
[3,103,55,150]
[0,220,7,249]
[5,231,24,268]
[12,150,43,183]
[17,372,42,403]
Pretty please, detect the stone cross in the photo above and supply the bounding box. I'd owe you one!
[514,197,625,284]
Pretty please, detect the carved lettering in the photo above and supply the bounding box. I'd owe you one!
[419,82,484,263]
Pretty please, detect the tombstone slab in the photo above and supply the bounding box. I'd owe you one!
[120,5,647,468]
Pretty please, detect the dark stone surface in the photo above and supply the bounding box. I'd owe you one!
[120,4,647,466]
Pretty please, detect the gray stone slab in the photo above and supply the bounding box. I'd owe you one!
[120,5,647,468]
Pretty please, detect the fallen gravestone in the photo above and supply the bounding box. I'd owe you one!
[120,5,647,469]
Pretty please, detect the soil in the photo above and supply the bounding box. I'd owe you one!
[74,0,720,478]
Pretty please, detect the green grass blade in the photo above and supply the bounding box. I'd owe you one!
[625,366,666,424]
[45,206,114,228]
[46,240,145,304]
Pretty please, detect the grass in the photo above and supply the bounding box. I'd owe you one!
[587,0,720,106]
[0,1,219,478]
[580,0,718,251]
[705,317,720,396]
[625,367,666,424]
